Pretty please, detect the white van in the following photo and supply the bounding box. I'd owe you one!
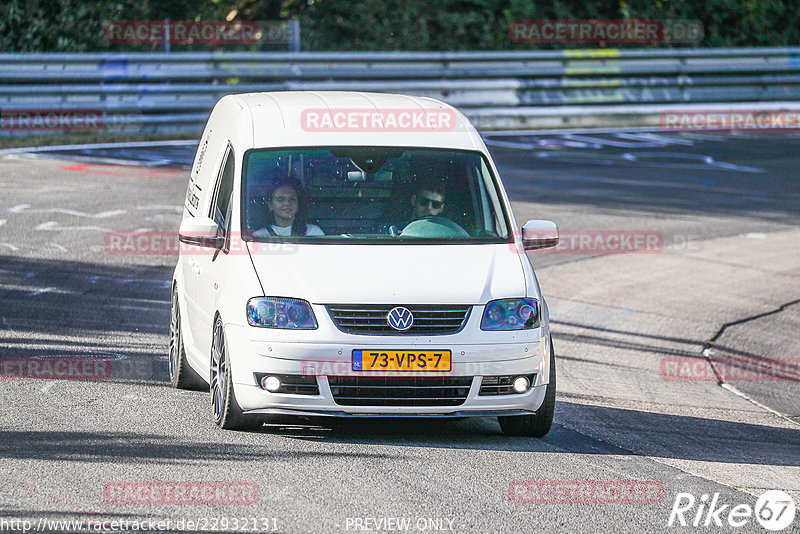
[170,91,560,436]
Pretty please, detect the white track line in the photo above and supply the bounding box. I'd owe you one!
[26,287,56,297]
[720,383,795,422]
[0,139,197,155]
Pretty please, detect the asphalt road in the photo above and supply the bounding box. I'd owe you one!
[0,130,798,534]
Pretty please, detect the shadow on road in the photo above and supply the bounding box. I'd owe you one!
[0,430,395,463]
[254,403,800,468]
[0,255,172,386]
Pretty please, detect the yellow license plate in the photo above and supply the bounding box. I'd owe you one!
[352,350,451,372]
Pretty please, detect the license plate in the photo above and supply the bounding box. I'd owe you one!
[352,350,451,372]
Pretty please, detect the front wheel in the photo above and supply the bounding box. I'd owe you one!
[210,318,261,430]
[498,337,556,437]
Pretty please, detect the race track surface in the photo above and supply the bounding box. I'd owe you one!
[0,130,798,533]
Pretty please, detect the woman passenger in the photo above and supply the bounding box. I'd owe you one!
[253,177,324,237]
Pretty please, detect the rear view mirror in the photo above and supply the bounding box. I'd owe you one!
[347,170,393,182]
[521,220,559,250]
[179,217,223,249]
[347,170,367,182]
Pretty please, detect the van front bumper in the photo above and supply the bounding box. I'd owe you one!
[224,324,551,416]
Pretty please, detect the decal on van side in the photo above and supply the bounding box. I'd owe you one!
[192,134,210,179]
[185,184,200,213]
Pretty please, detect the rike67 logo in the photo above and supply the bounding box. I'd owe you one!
[668,490,796,531]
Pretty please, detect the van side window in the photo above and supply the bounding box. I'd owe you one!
[210,145,235,231]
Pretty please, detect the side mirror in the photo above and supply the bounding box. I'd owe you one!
[179,217,223,249]
[521,220,559,250]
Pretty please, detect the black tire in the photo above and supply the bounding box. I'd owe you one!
[498,337,556,437]
[169,287,205,390]
[210,318,262,430]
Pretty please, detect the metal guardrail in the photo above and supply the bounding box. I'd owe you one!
[1,47,800,137]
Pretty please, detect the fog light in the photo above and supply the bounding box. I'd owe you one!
[261,375,281,392]
[512,376,530,393]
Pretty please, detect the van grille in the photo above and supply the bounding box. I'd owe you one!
[328,376,472,406]
[326,304,471,335]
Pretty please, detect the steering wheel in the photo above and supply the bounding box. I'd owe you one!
[400,216,470,238]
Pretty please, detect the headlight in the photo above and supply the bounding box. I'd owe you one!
[480,298,540,330]
[247,297,318,329]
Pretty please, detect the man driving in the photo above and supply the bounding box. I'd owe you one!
[383,182,447,236]
[410,183,446,220]
[380,180,455,236]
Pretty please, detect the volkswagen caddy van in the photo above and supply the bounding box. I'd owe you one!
[170,91,560,436]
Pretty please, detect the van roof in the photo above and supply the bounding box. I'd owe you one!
[222,91,485,151]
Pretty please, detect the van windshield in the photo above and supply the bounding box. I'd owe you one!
[242,147,511,243]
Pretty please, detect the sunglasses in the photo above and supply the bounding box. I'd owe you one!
[416,197,444,209]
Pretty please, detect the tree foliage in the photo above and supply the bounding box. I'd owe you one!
[0,0,797,52]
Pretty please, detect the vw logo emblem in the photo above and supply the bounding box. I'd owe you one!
[387,307,414,331]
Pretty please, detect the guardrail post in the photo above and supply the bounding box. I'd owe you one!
[289,19,301,52]
[163,19,170,53]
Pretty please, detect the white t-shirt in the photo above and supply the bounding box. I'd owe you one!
[253,224,324,237]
